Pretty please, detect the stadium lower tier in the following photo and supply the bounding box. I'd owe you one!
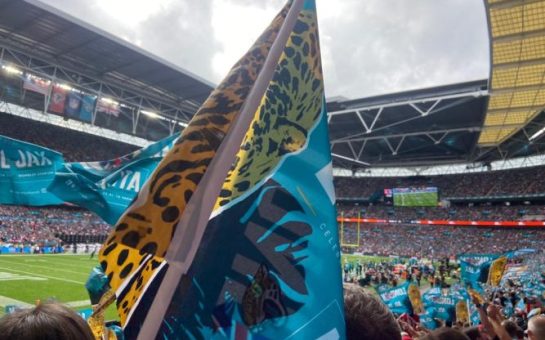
[340,223,545,259]
[0,205,109,246]
[2,205,545,260]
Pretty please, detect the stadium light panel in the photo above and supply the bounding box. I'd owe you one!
[530,126,545,141]
[141,110,160,119]
[2,65,23,75]
[56,83,73,91]
[100,97,118,105]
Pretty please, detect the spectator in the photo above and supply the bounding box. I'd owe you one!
[343,284,401,340]
[527,315,545,340]
[0,303,94,340]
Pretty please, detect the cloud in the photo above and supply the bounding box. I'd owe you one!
[39,0,490,100]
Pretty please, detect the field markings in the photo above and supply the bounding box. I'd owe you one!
[19,258,97,270]
[65,300,91,308]
[0,295,32,308]
[0,259,90,277]
[0,266,85,284]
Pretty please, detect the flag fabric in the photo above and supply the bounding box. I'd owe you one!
[0,135,64,206]
[48,85,68,114]
[97,99,120,117]
[66,133,178,182]
[487,256,507,286]
[422,294,456,324]
[457,253,500,266]
[50,157,162,224]
[79,94,96,122]
[98,0,345,339]
[23,75,50,95]
[48,134,179,223]
[65,91,82,118]
[379,282,413,315]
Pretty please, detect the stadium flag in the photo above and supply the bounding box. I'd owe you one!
[0,135,64,206]
[79,94,96,123]
[48,85,68,114]
[455,300,469,324]
[22,74,50,95]
[457,253,500,266]
[96,98,120,117]
[422,294,456,324]
[98,0,345,339]
[65,133,178,182]
[379,282,413,315]
[65,91,82,118]
[487,256,507,286]
[50,157,162,224]
[48,134,178,223]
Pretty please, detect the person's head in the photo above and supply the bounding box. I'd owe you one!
[502,319,523,339]
[0,303,94,340]
[420,327,470,340]
[343,284,401,340]
[528,315,545,340]
[463,326,487,340]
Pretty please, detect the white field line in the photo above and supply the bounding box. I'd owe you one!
[0,295,32,308]
[0,266,85,284]
[0,259,89,277]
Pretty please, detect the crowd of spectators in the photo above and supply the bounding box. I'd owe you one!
[335,166,545,198]
[339,203,545,221]
[0,205,110,246]
[343,252,545,340]
[340,223,545,259]
[0,112,137,162]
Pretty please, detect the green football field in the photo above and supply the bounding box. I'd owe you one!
[393,191,437,207]
[0,254,118,320]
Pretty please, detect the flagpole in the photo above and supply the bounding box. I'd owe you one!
[136,0,306,338]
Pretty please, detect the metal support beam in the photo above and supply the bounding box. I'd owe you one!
[331,153,370,166]
[331,126,481,144]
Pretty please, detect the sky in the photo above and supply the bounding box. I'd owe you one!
[38,0,490,100]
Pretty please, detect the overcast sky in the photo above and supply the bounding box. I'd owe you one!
[39,0,490,100]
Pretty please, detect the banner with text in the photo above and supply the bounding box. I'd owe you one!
[0,136,64,205]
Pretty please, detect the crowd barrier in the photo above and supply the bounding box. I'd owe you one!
[0,246,63,254]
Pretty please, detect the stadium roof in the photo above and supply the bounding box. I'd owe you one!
[328,0,545,170]
[0,0,214,113]
[327,80,490,168]
[479,0,545,146]
[1,0,545,172]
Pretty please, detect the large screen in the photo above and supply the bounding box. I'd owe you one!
[393,187,438,207]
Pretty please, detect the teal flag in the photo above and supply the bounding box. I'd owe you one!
[48,134,178,224]
[458,253,499,288]
[379,282,413,315]
[457,253,500,266]
[98,0,346,338]
[0,136,64,205]
[65,133,178,182]
[49,157,162,224]
[422,293,456,323]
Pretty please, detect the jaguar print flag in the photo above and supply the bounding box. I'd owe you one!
[99,0,345,338]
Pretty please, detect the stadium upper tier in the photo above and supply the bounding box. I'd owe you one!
[335,165,545,200]
[338,203,545,222]
[0,112,137,161]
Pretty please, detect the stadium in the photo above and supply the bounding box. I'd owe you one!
[0,0,544,339]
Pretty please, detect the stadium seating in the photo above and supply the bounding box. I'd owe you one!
[0,205,109,246]
[335,166,545,198]
[340,223,545,258]
[338,203,545,221]
[0,112,138,162]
